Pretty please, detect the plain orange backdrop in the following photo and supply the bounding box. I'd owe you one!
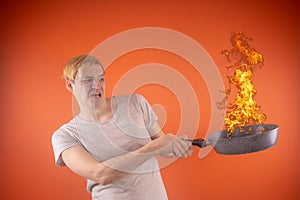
[1,0,299,199]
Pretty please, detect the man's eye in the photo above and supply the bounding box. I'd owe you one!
[81,77,104,83]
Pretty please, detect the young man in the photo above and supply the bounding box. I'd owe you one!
[51,54,193,199]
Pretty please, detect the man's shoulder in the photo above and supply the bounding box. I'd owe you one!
[115,93,145,104]
[52,118,77,138]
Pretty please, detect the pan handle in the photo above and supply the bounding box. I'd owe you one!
[185,138,211,148]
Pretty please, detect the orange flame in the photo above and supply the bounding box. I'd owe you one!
[221,32,266,137]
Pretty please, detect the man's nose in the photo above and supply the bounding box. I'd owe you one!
[92,79,103,88]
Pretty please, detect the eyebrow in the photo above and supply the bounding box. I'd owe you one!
[82,74,105,79]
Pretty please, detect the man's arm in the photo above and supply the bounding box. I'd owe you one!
[62,132,193,185]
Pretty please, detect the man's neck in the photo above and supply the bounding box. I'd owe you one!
[79,98,113,123]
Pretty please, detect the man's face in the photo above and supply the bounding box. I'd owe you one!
[70,63,105,109]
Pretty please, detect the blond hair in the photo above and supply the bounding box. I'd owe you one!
[63,54,102,81]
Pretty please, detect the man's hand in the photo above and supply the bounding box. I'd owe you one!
[150,133,194,158]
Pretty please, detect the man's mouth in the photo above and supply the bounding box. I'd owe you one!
[90,90,102,97]
[93,93,102,97]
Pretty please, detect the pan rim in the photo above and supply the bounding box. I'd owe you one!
[208,124,279,141]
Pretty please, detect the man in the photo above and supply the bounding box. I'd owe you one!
[51,54,193,199]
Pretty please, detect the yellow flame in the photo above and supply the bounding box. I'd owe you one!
[221,32,266,137]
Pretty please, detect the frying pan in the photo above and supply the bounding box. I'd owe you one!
[186,124,279,155]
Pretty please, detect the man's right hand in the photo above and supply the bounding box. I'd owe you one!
[150,133,194,158]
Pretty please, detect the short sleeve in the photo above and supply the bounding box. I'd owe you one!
[51,122,82,166]
[134,94,162,137]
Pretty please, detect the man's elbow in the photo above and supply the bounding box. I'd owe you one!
[96,177,113,186]
[92,166,123,186]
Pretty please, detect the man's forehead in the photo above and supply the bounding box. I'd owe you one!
[78,64,104,76]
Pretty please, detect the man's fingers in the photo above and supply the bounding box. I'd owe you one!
[172,137,192,157]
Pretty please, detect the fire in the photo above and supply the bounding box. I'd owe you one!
[221,32,266,138]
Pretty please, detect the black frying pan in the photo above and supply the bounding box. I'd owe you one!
[187,124,279,155]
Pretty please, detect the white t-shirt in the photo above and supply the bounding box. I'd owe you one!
[52,94,168,200]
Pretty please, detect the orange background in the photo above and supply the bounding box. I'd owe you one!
[1,0,299,199]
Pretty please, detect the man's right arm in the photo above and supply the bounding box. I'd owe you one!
[61,133,193,185]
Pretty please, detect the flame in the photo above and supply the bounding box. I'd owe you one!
[221,32,266,138]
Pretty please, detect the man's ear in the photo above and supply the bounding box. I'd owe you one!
[66,80,73,92]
